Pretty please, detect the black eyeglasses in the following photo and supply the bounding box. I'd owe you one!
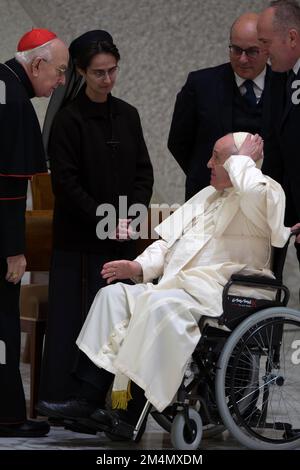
[41,58,68,77]
[89,65,119,80]
[229,44,260,58]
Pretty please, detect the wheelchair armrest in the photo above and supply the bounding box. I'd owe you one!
[230,273,282,287]
[223,274,290,310]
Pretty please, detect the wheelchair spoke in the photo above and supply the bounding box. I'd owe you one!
[222,316,300,444]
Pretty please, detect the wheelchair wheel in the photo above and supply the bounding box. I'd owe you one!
[152,409,225,438]
[170,409,203,450]
[216,307,300,450]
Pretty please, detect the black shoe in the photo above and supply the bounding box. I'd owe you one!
[105,413,147,443]
[75,408,115,434]
[0,420,50,437]
[90,408,115,428]
[90,409,139,440]
[36,399,97,420]
[48,417,65,427]
[64,420,97,436]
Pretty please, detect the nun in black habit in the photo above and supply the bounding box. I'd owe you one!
[38,30,154,404]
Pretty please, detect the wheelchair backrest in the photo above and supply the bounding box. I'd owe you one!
[219,235,295,330]
[271,241,290,283]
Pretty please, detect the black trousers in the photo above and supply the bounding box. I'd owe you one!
[75,352,146,422]
[0,259,26,423]
[39,244,136,402]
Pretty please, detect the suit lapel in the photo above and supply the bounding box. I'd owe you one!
[219,65,234,133]
[280,71,298,129]
[260,65,271,137]
[281,98,293,130]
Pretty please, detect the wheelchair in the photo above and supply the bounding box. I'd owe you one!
[129,230,300,450]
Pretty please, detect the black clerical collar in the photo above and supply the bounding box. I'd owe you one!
[4,58,35,98]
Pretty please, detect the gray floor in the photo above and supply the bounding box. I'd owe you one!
[0,358,242,450]
[1,345,299,451]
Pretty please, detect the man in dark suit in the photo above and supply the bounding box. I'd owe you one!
[168,13,270,200]
[258,0,300,259]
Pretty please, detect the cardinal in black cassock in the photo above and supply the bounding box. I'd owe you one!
[0,28,66,437]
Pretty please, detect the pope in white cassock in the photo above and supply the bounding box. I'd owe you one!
[75,131,290,419]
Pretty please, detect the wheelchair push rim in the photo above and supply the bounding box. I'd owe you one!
[216,307,300,450]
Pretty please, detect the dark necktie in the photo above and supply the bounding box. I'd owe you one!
[243,79,257,107]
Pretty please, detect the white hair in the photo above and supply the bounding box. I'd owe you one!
[14,39,55,65]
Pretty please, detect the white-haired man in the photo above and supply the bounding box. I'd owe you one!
[38,132,290,439]
[0,28,68,437]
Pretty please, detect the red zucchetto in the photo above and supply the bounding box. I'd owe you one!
[17,28,57,52]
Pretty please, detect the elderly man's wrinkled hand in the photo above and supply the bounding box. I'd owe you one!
[238,133,263,162]
[101,260,142,284]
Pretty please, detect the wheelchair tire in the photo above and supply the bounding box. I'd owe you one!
[170,409,202,450]
[216,307,300,450]
[152,410,225,439]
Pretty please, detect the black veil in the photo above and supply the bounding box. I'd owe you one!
[42,29,114,163]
